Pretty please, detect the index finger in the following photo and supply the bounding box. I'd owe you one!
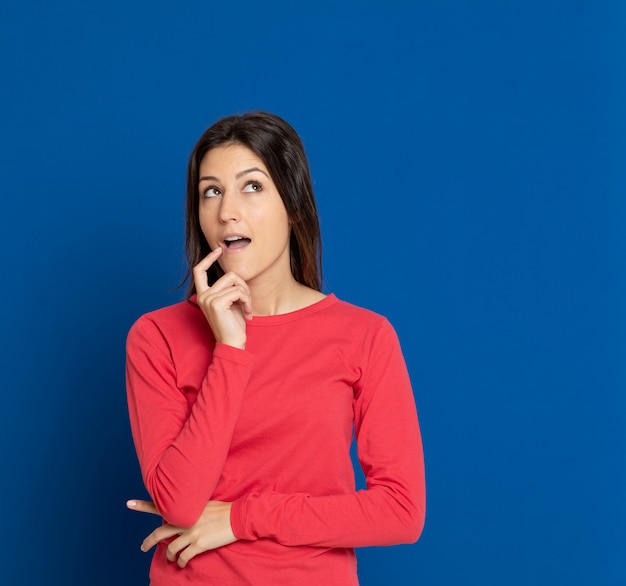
[141,523,184,553]
[192,247,223,295]
[127,499,160,516]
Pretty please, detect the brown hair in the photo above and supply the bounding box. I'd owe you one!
[183,111,322,297]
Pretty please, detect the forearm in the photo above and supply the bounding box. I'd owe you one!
[230,481,425,548]
[141,350,248,526]
[229,320,426,548]
[127,330,252,527]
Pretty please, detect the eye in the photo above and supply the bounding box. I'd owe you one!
[203,186,222,198]
[243,181,263,193]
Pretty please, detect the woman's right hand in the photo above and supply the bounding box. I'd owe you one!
[193,248,252,349]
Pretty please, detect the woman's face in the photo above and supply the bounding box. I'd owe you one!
[198,143,292,286]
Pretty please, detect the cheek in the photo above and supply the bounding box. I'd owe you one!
[260,218,290,248]
[198,212,218,245]
[266,206,291,238]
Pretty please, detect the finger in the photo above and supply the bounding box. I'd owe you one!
[192,247,223,295]
[208,283,252,307]
[227,288,253,320]
[204,286,254,323]
[208,270,251,296]
[166,533,191,562]
[199,270,253,317]
[126,499,160,515]
[177,543,200,568]
[141,524,183,552]
[222,277,253,318]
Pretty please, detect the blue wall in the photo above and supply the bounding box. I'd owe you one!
[1,1,624,584]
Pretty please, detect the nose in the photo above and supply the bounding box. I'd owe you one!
[218,193,240,224]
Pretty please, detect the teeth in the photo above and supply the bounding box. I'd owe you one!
[225,236,244,242]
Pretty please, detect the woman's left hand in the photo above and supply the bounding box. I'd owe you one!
[127,499,237,568]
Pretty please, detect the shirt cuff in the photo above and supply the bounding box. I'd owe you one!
[213,342,255,369]
[230,495,256,541]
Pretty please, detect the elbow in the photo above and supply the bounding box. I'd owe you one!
[401,507,425,544]
[372,483,426,545]
[145,475,203,528]
[391,498,426,544]
[157,503,202,529]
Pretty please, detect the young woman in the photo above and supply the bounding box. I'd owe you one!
[125,111,425,585]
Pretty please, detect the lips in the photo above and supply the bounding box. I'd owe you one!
[223,235,251,250]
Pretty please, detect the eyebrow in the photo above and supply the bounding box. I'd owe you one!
[199,167,270,183]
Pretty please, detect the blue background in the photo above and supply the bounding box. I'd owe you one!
[1,1,624,584]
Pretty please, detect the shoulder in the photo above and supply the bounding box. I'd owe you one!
[325,295,392,328]
[331,296,384,319]
[325,297,408,388]
[126,297,208,349]
[315,295,400,348]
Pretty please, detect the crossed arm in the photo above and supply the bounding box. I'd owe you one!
[125,253,425,568]
[126,499,234,568]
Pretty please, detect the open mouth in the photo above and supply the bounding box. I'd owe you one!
[224,236,251,249]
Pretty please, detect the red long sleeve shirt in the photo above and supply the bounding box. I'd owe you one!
[126,293,425,585]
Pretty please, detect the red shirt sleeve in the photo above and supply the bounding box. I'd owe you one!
[229,319,426,547]
[126,315,254,527]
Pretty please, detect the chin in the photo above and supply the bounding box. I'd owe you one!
[219,261,252,282]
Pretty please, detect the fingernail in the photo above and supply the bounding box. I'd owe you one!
[127,500,136,507]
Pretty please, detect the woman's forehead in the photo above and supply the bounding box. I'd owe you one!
[200,143,267,174]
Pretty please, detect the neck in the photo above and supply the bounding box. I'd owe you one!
[249,276,302,316]
[248,273,325,316]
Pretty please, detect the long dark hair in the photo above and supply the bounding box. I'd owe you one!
[183,111,322,297]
